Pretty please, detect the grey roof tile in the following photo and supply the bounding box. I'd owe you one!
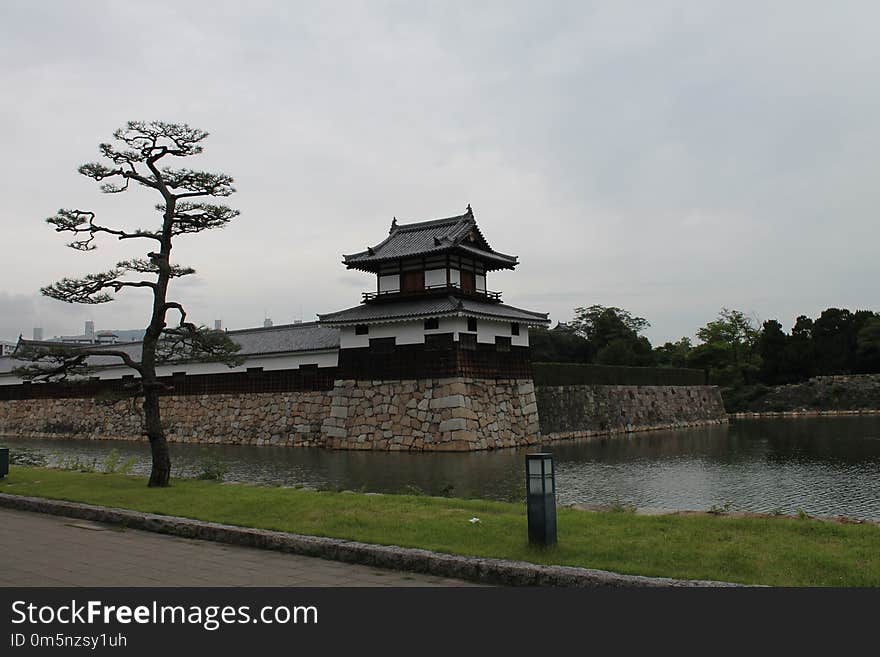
[318,295,550,325]
[0,323,340,376]
[343,211,518,269]
[227,322,340,355]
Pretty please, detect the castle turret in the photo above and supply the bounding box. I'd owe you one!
[318,207,549,380]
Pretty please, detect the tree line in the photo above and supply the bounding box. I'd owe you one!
[531,305,880,387]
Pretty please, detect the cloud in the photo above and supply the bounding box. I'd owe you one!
[1,1,877,344]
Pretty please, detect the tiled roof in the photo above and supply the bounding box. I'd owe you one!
[343,210,518,270]
[0,323,341,376]
[226,322,339,355]
[318,295,550,326]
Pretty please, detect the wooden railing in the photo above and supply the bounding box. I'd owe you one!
[362,284,502,303]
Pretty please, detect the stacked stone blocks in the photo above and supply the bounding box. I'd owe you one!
[0,392,330,447]
[0,379,728,450]
[320,378,540,451]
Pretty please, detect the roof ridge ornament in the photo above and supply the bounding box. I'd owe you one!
[466,203,473,216]
[390,216,397,234]
[367,246,375,255]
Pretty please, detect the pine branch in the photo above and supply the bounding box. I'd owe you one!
[46,209,161,251]
[41,269,156,304]
[160,167,235,197]
[155,201,240,234]
[13,343,143,382]
[114,121,208,157]
[118,258,195,278]
[157,322,244,367]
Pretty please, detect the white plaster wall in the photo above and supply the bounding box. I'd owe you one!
[154,351,339,375]
[339,326,368,349]
[475,318,507,344]
[381,322,425,345]
[446,316,468,340]
[0,350,340,386]
[424,269,446,288]
[378,274,399,293]
[460,317,530,347]
[424,317,459,337]
[339,321,426,348]
[337,317,530,348]
[449,268,461,286]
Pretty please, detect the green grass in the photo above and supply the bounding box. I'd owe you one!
[2,467,879,586]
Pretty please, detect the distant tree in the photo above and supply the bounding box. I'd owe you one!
[569,305,653,364]
[757,319,790,385]
[570,305,650,341]
[16,122,244,487]
[785,315,816,381]
[851,310,880,371]
[595,335,655,366]
[653,337,693,368]
[695,308,759,368]
[687,341,737,385]
[856,317,880,373]
[692,308,760,385]
[811,308,855,374]
[529,323,592,363]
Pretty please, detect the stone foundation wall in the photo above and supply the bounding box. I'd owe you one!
[320,378,540,451]
[535,384,727,440]
[733,374,880,413]
[0,380,727,450]
[0,391,330,446]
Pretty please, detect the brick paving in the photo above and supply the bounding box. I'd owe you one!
[0,508,480,587]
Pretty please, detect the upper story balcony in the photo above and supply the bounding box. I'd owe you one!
[362,282,502,304]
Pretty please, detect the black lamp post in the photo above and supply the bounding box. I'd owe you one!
[526,452,556,546]
[0,448,8,479]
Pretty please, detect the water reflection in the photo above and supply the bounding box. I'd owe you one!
[3,416,879,519]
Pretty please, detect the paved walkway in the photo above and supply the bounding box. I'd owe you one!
[0,508,480,587]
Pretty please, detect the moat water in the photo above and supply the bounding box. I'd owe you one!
[3,416,880,520]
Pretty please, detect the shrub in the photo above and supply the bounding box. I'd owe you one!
[59,456,98,473]
[103,449,137,475]
[196,456,229,481]
[7,448,49,468]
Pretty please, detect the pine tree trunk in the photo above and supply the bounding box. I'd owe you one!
[144,386,170,487]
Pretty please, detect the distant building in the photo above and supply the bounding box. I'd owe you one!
[49,322,144,345]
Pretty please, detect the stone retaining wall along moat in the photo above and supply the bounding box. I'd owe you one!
[0,378,727,450]
[535,384,728,441]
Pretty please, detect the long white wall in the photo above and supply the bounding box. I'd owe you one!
[339,317,530,348]
[2,315,533,385]
[0,350,339,386]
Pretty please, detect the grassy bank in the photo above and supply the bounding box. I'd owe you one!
[2,467,879,586]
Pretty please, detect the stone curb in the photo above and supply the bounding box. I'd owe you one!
[731,410,880,418]
[0,493,745,587]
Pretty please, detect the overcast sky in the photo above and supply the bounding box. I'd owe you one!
[2,1,878,345]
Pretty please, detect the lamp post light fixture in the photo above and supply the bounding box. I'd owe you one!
[525,452,557,546]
